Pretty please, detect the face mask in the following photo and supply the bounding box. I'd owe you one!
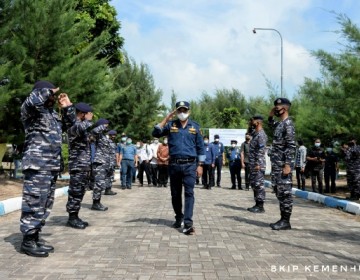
[204,140,209,144]
[214,139,219,142]
[163,140,168,144]
[231,144,236,148]
[136,144,141,148]
[274,108,284,117]
[315,143,321,147]
[246,136,251,140]
[126,140,132,145]
[177,112,189,121]
[154,140,159,144]
[326,148,332,152]
[121,137,127,142]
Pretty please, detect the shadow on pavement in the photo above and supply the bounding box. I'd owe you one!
[4,233,22,253]
[125,218,174,228]
[215,203,248,211]
[223,215,270,227]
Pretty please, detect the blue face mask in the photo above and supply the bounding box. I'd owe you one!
[126,140,132,145]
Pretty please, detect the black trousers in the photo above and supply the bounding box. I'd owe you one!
[295,167,306,190]
[202,164,214,187]
[324,167,336,193]
[158,164,169,185]
[138,161,152,185]
[243,162,250,189]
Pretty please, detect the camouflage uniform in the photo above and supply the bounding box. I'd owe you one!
[268,117,296,215]
[249,129,268,204]
[92,124,112,202]
[66,119,93,214]
[344,145,360,198]
[105,136,117,191]
[20,88,75,236]
[267,145,278,194]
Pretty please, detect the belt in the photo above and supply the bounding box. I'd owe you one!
[170,158,196,164]
[122,159,134,161]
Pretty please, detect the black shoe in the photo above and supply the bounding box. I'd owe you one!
[91,201,108,211]
[217,185,221,188]
[104,189,117,195]
[245,187,249,191]
[247,205,265,213]
[231,187,236,189]
[183,225,195,235]
[238,187,243,190]
[270,220,291,230]
[126,186,132,189]
[172,220,182,228]
[121,186,126,190]
[34,232,54,253]
[21,234,49,257]
[67,218,87,229]
[164,184,167,188]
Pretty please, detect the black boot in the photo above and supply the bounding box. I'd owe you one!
[21,233,49,257]
[270,212,291,230]
[104,188,117,195]
[34,231,54,253]
[247,201,265,213]
[67,212,87,229]
[91,199,108,211]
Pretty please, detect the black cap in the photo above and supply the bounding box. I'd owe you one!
[75,102,93,113]
[176,101,190,110]
[95,118,109,126]
[252,115,263,121]
[274,98,291,106]
[214,134,220,139]
[107,130,117,135]
[33,80,56,90]
[231,140,238,144]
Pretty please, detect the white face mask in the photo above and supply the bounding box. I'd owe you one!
[204,140,209,144]
[231,144,236,148]
[177,112,189,121]
[163,140,168,144]
[154,140,159,144]
[315,143,321,147]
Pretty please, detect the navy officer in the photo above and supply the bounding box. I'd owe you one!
[152,101,205,235]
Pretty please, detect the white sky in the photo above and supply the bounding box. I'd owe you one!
[112,0,360,106]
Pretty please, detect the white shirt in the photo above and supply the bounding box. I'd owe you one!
[139,144,153,163]
[150,143,159,164]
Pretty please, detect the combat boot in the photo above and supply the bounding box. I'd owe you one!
[91,199,108,211]
[104,188,117,195]
[34,231,54,253]
[270,212,291,230]
[67,212,87,229]
[21,233,49,257]
[346,191,359,201]
[247,202,265,213]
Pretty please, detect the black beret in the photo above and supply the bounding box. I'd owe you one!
[231,140,238,144]
[107,130,117,135]
[274,97,291,106]
[176,101,190,110]
[252,115,263,121]
[75,102,93,113]
[33,80,56,90]
[95,118,109,126]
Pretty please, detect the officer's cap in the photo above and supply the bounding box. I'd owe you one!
[95,118,109,126]
[176,101,190,110]
[33,80,56,90]
[274,97,291,106]
[75,102,93,113]
[231,140,237,144]
[214,134,220,139]
[252,115,263,121]
[107,130,117,135]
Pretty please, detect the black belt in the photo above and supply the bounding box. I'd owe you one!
[170,158,196,164]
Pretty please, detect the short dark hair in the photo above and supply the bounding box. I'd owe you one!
[297,139,304,146]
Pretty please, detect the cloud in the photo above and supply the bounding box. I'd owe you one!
[115,0,360,105]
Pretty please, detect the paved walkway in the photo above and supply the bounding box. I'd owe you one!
[0,170,359,279]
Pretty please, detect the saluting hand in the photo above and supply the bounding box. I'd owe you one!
[166,110,176,122]
[58,93,72,108]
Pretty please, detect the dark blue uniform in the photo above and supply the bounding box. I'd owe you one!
[152,118,205,227]
[226,145,242,189]
[212,139,224,187]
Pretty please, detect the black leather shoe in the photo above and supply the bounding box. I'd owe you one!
[104,189,117,195]
[247,205,265,213]
[270,220,291,230]
[21,235,49,257]
[91,202,108,211]
[172,220,182,228]
[67,218,87,229]
[183,225,195,235]
[34,233,54,253]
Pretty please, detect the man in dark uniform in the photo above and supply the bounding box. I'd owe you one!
[241,133,251,191]
[268,98,296,230]
[152,101,205,235]
[104,130,117,195]
[226,140,242,189]
[306,138,326,194]
[20,81,76,257]
[202,135,215,190]
[324,145,338,193]
[342,137,360,200]
[211,134,225,187]
[66,102,94,229]
[247,116,268,213]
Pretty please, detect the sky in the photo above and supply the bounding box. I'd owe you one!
[112,0,360,107]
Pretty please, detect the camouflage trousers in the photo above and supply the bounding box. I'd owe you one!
[20,169,58,235]
[92,163,109,200]
[249,169,266,203]
[66,170,90,213]
[273,166,293,214]
[104,167,115,190]
[347,169,360,194]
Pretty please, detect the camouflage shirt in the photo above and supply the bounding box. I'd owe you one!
[344,145,360,171]
[21,88,76,171]
[249,129,268,170]
[108,138,117,168]
[92,125,112,166]
[67,119,93,171]
[268,117,296,168]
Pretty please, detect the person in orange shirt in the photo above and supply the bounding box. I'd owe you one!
[157,137,170,187]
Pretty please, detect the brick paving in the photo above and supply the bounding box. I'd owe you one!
[0,169,360,279]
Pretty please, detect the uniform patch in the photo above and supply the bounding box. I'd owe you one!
[189,126,197,134]
[170,124,179,133]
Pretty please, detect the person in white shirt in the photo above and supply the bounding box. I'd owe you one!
[150,138,160,187]
[138,139,153,186]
